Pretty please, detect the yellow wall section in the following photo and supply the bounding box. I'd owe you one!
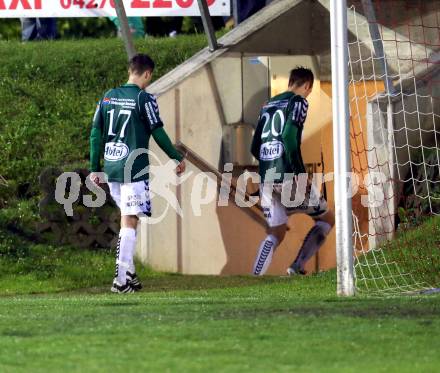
[321,81,385,253]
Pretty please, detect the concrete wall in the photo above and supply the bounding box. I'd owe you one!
[137,55,343,275]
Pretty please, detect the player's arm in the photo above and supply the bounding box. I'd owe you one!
[152,128,184,163]
[142,93,185,173]
[251,113,264,160]
[90,100,104,183]
[283,98,309,173]
[282,120,300,169]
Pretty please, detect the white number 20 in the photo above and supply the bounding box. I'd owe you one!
[261,109,285,139]
[107,109,132,139]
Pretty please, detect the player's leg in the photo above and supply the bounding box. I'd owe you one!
[253,224,287,275]
[113,215,138,291]
[108,182,135,293]
[253,184,287,276]
[284,179,334,275]
[124,180,151,290]
[122,212,143,291]
[288,208,335,275]
[110,180,151,293]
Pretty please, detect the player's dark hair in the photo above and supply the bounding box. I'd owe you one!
[129,54,155,75]
[288,67,314,88]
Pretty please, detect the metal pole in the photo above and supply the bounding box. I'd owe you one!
[362,0,397,238]
[361,0,396,95]
[386,102,396,238]
[197,0,219,51]
[330,0,355,296]
[232,0,239,26]
[114,0,136,60]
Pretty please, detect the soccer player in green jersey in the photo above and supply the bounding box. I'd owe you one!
[251,67,335,276]
[90,54,185,293]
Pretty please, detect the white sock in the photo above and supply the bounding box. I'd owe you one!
[127,229,137,274]
[253,234,279,276]
[293,221,332,270]
[115,227,136,284]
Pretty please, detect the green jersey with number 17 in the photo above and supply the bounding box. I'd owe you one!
[251,91,309,183]
[90,83,164,183]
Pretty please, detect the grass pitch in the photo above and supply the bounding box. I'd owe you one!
[0,271,439,373]
[0,217,439,372]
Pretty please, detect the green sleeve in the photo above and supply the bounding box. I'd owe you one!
[152,127,184,162]
[282,121,305,174]
[251,120,263,160]
[90,102,103,172]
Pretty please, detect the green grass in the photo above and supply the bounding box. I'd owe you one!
[0,241,156,296]
[0,272,439,372]
[0,35,207,253]
[0,36,207,201]
[355,215,440,293]
[0,221,439,372]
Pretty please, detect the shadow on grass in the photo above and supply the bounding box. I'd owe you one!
[73,272,334,296]
[212,303,440,320]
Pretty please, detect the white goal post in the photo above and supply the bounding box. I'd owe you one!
[332,0,439,296]
[330,0,355,296]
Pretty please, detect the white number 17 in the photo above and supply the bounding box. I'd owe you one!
[107,109,132,139]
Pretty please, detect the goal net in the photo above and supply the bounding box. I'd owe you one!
[347,0,439,294]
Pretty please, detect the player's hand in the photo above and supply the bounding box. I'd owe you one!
[90,172,102,185]
[176,160,186,175]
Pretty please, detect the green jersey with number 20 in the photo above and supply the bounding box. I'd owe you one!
[90,83,166,183]
[251,91,309,183]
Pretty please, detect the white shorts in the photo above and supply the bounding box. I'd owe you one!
[260,181,328,227]
[108,180,152,217]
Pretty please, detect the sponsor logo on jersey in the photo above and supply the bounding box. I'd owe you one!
[260,140,284,161]
[263,99,289,110]
[102,97,111,105]
[104,142,129,161]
